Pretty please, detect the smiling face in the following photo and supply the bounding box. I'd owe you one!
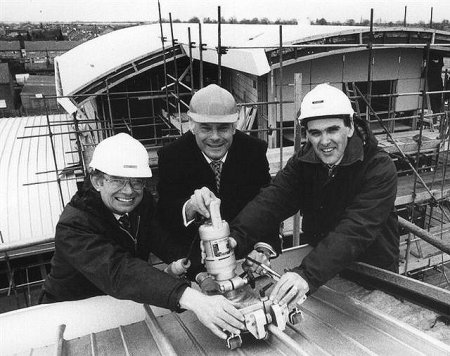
[306,117,354,166]
[190,121,236,160]
[91,173,144,215]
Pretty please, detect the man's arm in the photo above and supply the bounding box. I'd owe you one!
[231,155,303,257]
[294,153,397,291]
[57,213,245,338]
[270,153,398,305]
[56,213,189,310]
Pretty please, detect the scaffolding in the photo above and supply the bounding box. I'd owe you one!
[2,6,450,308]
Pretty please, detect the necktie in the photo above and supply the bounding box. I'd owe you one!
[118,214,132,232]
[210,160,223,192]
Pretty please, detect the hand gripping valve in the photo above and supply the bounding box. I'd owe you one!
[195,199,304,350]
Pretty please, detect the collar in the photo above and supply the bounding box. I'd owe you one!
[202,151,228,164]
[299,134,364,166]
[113,213,128,221]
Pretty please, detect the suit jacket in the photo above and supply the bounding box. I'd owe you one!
[157,130,271,254]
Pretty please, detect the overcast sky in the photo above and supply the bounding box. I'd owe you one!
[1,0,449,24]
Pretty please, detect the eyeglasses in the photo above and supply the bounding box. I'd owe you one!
[103,175,146,191]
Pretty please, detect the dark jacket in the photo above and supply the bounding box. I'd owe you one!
[231,119,399,292]
[43,186,189,310]
[157,130,272,252]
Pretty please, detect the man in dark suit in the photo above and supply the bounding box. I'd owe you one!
[157,84,277,274]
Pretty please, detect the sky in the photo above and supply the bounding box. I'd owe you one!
[0,0,449,24]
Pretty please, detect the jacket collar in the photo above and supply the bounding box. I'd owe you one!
[299,134,364,166]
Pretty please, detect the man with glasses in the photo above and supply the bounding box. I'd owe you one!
[42,133,245,340]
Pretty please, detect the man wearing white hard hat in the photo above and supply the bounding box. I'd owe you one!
[157,84,277,277]
[42,133,245,339]
[232,83,399,307]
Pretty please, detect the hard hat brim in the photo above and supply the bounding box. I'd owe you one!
[299,114,354,126]
[188,111,238,123]
[89,164,153,178]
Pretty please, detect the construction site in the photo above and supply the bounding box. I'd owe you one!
[1,4,450,355]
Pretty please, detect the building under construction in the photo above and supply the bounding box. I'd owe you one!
[1,11,450,355]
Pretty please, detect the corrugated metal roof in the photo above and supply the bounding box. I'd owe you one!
[0,115,78,245]
[1,247,449,355]
[15,287,450,356]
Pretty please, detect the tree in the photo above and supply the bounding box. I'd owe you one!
[188,17,200,23]
[344,19,355,26]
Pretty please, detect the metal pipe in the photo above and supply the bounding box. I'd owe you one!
[404,6,407,26]
[72,112,86,176]
[126,90,132,135]
[0,238,54,254]
[398,216,450,255]
[412,43,431,200]
[199,22,204,88]
[44,95,65,208]
[217,6,222,86]
[158,0,170,116]
[188,27,195,94]
[169,13,182,134]
[0,232,19,308]
[105,80,115,135]
[278,25,284,169]
[347,262,450,312]
[366,9,374,122]
[430,7,433,28]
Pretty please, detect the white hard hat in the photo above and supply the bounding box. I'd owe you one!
[298,83,354,124]
[89,133,152,177]
[188,84,238,123]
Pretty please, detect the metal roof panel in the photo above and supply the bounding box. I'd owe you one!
[0,115,78,246]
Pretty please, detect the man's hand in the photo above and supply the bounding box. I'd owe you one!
[269,272,309,308]
[185,187,217,220]
[164,258,191,278]
[242,250,270,275]
[179,287,245,339]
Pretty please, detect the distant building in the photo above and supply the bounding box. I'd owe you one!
[24,41,82,72]
[0,63,15,115]
[20,75,60,114]
[0,41,21,60]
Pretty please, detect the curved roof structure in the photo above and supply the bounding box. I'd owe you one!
[55,23,450,111]
[0,114,78,245]
[54,23,364,109]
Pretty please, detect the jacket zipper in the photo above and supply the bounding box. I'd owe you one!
[119,215,140,253]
